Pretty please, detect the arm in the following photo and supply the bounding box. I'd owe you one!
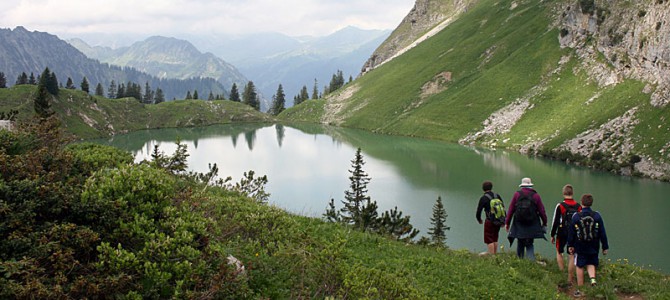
[534,194,548,227]
[505,192,518,228]
[475,195,487,224]
[567,213,578,253]
[549,203,562,238]
[598,213,609,253]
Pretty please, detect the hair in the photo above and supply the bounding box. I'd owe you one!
[482,181,493,191]
[562,184,574,197]
[581,194,594,207]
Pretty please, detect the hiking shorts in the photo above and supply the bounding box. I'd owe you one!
[575,253,599,268]
[555,234,568,254]
[483,219,501,244]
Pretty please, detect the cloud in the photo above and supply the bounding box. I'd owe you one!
[0,0,415,37]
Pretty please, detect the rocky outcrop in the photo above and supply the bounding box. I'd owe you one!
[360,0,479,74]
[556,0,670,106]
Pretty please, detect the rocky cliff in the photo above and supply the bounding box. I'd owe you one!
[360,0,479,74]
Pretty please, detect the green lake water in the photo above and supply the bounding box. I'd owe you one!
[95,123,670,274]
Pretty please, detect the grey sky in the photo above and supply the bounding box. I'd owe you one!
[0,0,415,37]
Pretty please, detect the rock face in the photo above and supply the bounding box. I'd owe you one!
[557,0,670,106]
[360,0,478,74]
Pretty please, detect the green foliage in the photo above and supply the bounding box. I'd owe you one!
[428,196,450,246]
[269,84,286,116]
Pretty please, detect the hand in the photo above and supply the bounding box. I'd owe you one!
[551,237,555,244]
[542,226,547,234]
[505,225,510,232]
[478,220,483,225]
[603,249,608,256]
[568,247,574,254]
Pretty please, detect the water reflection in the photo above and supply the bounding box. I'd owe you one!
[93,123,670,274]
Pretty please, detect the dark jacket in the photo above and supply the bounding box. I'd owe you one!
[505,187,547,240]
[567,207,609,254]
[476,191,502,224]
[550,199,581,238]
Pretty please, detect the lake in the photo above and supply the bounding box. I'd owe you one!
[95,123,670,274]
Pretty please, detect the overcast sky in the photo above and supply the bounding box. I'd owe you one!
[0,0,415,37]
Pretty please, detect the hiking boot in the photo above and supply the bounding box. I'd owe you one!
[573,290,582,298]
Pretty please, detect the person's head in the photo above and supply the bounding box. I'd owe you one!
[563,184,574,198]
[519,177,533,188]
[482,181,493,192]
[581,194,594,207]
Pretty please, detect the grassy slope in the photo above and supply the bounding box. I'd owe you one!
[0,85,272,139]
[280,0,667,167]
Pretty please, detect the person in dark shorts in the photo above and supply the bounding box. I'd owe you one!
[568,194,609,297]
[550,184,581,284]
[475,181,504,255]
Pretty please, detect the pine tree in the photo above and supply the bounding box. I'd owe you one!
[229,83,240,102]
[28,73,36,85]
[428,196,450,246]
[80,77,90,93]
[185,91,192,100]
[116,83,125,99]
[323,198,340,222]
[242,81,259,110]
[65,77,75,89]
[311,78,319,100]
[143,82,154,103]
[208,91,214,100]
[0,72,6,88]
[108,80,117,98]
[35,69,53,118]
[95,83,104,96]
[155,88,165,104]
[378,206,420,241]
[47,70,59,96]
[269,84,286,116]
[340,148,378,231]
[16,72,28,85]
[193,90,199,100]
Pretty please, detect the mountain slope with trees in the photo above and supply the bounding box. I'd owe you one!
[69,36,249,98]
[0,26,226,101]
[280,0,670,181]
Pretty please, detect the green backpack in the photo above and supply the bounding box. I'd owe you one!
[485,193,506,226]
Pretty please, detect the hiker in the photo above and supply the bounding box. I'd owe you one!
[550,184,582,284]
[505,177,547,260]
[568,194,609,297]
[475,181,505,255]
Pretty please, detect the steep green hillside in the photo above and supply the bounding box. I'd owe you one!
[280,0,670,180]
[0,85,272,139]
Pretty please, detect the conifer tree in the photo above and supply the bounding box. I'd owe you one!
[95,83,104,96]
[0,72,6,88]
[229,83,240,102]
[185,91,192,100]
[378,206,420,242]
[242,81,259,110]
[428,196,449,246]
[80,77,90,93]
[35,68,53,118]
[312,79,319,100]
[65,77,75,89]
[108,80,117,98]
[193,90,199,100]
[143,82,154,103]
[323,198,340,222]
[47,70,59,96]
[16,72,28,85]
[28,72,36,85]
[340,148,378,231]
[155,88,165,104]
[208,91,214,100]
[116,83,125,99]
[269,84,286,116]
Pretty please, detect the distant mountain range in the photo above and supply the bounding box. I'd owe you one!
[68,36,248,96]
[66,27,390,105]
[0,26,227,101]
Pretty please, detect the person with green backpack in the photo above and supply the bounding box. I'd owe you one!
[475,181,506,255]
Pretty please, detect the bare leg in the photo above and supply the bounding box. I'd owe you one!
[576,266,585,287]
[493,242,498,254]
[486,243,495,255]
[567,254,576,283]
[587,265,597,285]
[556,251,565,271]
